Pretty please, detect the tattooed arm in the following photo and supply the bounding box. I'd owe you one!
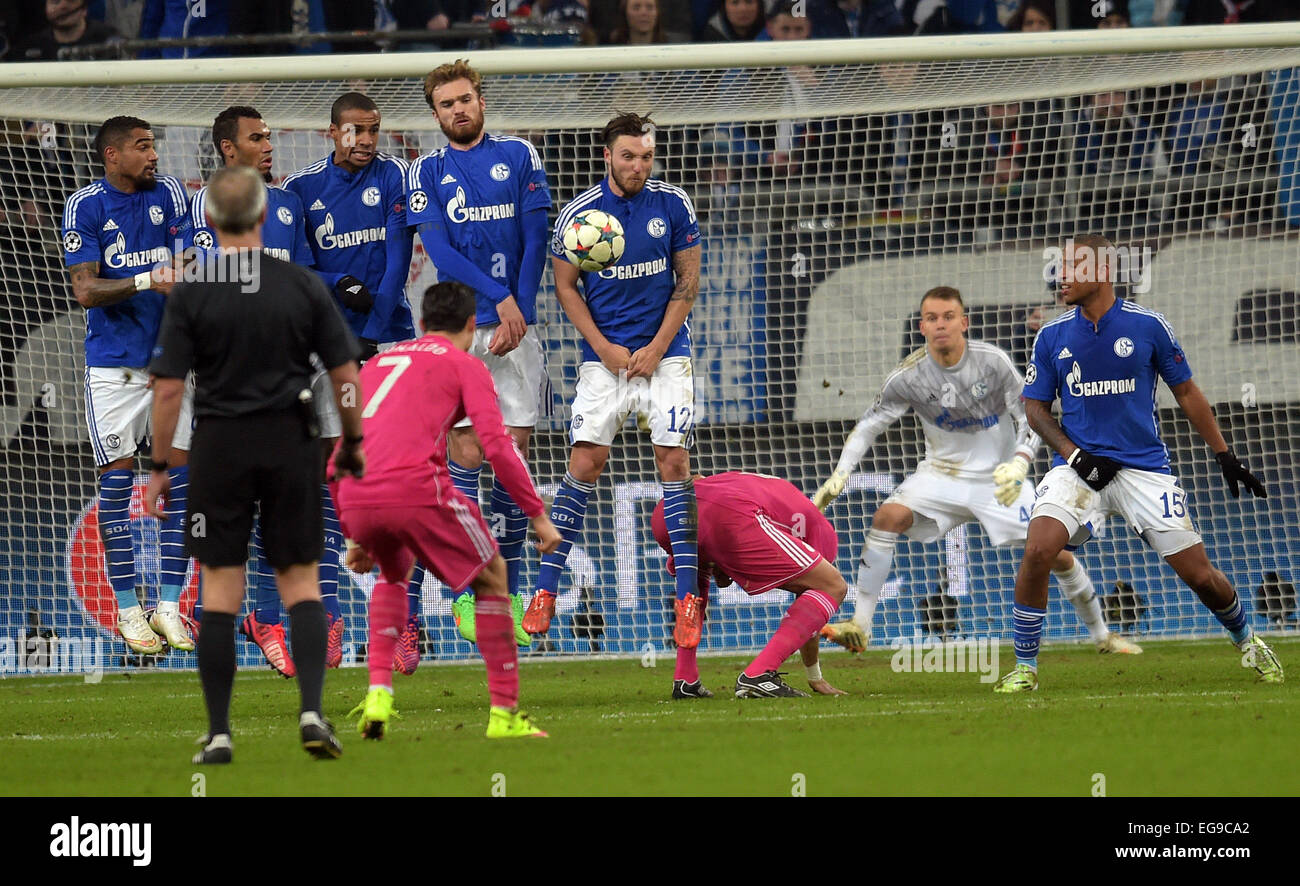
[627,244,701,380]
[69,261,172,308]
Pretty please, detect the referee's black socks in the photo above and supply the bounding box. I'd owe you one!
[289,600,328,716]
[197,611,237,738]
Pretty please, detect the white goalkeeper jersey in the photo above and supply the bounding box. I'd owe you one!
[834,340,1040,481]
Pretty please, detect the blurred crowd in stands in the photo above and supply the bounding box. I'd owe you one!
[1,0,1298,60]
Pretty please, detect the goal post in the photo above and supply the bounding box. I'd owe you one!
[1,25,1298,674]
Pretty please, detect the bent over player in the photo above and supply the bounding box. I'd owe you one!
[335,282,562,739]
[523,112,704,646]
[651,472,856,699]
[993,235,1281,691]
[815,286,1136,654]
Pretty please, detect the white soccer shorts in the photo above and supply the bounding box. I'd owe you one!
[1032,463,1201,557]
[173,372,196,451]
[310,360,343,439]
[885,461,1034,547]
[453,326,547,430]
[568,356,695,449]
[84,366,152,466]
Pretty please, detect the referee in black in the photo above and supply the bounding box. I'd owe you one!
[144,165,365,765]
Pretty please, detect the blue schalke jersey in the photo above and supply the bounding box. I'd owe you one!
[551,177,701,363]
[187,183,313,265]
[406,134,551,326]
[62,174,191,368]
[1023,299,1193,472]
[282,153,414,342]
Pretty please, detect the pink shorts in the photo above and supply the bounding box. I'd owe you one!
[712,510,826,596]
[340,494,497,591]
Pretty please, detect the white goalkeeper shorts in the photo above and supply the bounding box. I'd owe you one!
[1032,464,1201,557]
[885,461,1034,547]
[568,356,694,449]
[84,366,152,466]
[453,326,547,430]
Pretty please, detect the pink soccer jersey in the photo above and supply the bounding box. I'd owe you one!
[333,335,544,518]
[652,472,839,594]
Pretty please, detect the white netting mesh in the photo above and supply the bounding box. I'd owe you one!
[1,35,1298,673]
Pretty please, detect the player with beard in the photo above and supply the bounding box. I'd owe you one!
[182,106,340,679]
[62,116,193,655]
[521,112,704,649]
[405,60,552,655]
[283,93,414,666]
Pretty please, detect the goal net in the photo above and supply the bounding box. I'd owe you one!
[2,27,1299,674]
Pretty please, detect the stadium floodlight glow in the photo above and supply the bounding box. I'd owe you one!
[1,24,1297,667]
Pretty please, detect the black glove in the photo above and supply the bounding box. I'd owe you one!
[1215,449,1266,499]
[1068,448,1121,491]
[335,275,373,314]
[357,338,379,362]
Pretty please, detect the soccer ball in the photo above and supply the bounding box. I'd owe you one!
[562,210,625,272]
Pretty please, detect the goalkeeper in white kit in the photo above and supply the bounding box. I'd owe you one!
[814,286,1140,653]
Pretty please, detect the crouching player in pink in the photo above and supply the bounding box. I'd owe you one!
[650,471,863,699]
[333,281,562,739]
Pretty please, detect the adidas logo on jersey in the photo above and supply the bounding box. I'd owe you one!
[1057,347,1073,359]
[310,199,326,211]
[440,173,456,185]
[102,219,119,232]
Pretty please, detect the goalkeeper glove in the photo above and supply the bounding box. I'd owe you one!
[992,455,1030,507]
[820,621,866,654]
[335,275,374,314]
[813,469,849,511]
[1068,447,1121,492]
[1215,449,1266,499]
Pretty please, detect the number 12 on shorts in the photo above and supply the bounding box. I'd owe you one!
[666,405,692,434]
[1159,491,1186,519]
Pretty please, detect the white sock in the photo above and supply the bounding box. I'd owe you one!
[118,603,144,619]
[854,529,899,635]
[157,600,180,616]
[1054,557,1108,642]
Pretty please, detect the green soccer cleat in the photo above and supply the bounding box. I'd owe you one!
[511,594,532,648]
[452,592,476,644]
[993,663,1039,693]
[348,686,400,740]
[1238,635,1284,684]
[485,706,548,739]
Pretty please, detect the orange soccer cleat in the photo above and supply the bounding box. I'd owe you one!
[326,614,345,669]
[673,593,703,650]
[522,590,557,634]
[239,614,295,678]
[393,614,421,676]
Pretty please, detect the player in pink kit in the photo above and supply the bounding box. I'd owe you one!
[651,472,862,699]
[333,281,562,740]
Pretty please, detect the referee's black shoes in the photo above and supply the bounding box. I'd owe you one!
[193,733,233,765]
[300,712,343,759]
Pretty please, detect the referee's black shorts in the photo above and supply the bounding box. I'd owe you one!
[186,409,323,569]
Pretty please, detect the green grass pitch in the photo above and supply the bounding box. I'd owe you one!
[1,639,1295,797]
